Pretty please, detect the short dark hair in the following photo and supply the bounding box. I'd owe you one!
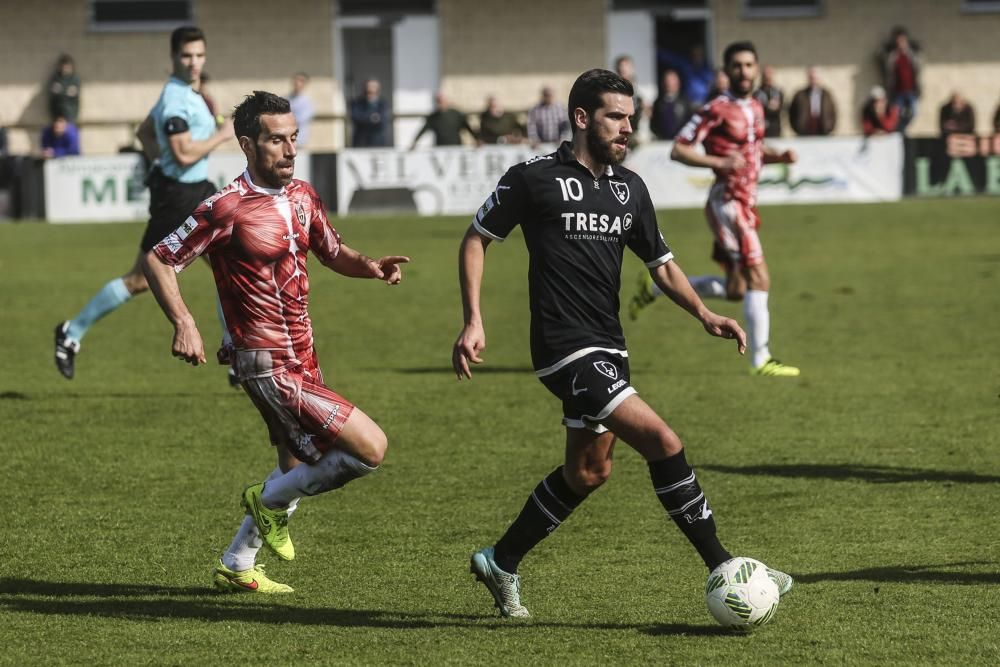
[171,26,206,55]
[233,91,292,141]
[723,41,758,67]
[567,69,634,131]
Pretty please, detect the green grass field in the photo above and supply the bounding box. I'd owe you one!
[1,198,998,665]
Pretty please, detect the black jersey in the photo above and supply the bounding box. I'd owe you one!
[474,142,673,375]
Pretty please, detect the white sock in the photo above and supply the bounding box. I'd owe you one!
[261,449,376,509]
[689,275,726,299]
[222,468,300,572]
[743,290,771,368]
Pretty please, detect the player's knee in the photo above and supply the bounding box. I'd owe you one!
[567,459,613,494]
[357,427,388,468]
[725,287,744,302]
[653,425,684,457]
[122,272,148,295]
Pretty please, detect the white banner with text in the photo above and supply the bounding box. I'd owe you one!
[44,152,310,224]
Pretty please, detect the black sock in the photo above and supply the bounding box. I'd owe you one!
[493,466,586,573]
[649,449,731,570]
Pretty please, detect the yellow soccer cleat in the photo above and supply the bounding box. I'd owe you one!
[750,358,800,377]
[242,483,295,561]
[213,560,293,594]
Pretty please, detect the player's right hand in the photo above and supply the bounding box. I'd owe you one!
[452,323,486,380]
[719,152,746,173]
[172,321,207,366]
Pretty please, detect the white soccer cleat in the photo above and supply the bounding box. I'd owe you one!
[470,546,530,618]
[766,567,794,596]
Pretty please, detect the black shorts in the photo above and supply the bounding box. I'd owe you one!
[538,350,636,433]
[140,168,216,252]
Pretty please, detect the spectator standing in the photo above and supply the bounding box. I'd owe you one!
[939,93,976,136]
[789,66,837,136]
[526,86,570,147]
[706,68,730,101]
[614,55,644,145]
[880,27,922,134]
[41,115,80,158]
[861,86,899,136]
[478,95,523,144]
[288,72,315,148]
[754,65,784,138]
[994,97,1000,134]
[650,69,691,140]
[48,54,81,123]
[410,91,476,148]
[658,44,714,105]
[350,79,390,147]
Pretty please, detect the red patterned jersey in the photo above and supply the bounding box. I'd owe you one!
[153,171,341,378]
[676,92,765,206]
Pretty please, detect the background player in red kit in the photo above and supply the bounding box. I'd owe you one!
[142,91,409,592]
[630,41,800,377]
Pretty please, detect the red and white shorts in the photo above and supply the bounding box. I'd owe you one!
[705,185,764,269]
[241,355,355,465]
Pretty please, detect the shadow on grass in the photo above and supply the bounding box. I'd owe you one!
[385,366,535,375]
[0,578,720,633]
[795,562,1000,586]
[0,392,245,401]
[701,463,1000,484]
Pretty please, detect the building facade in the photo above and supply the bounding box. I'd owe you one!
[1,0,998,155]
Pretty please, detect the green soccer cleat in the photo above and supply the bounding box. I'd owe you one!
[628,270,657,321]
[242,483,295,561]
[470,546,530,618]
[750,358,800,377]
[766,567,794,597]
[213,560,293,594]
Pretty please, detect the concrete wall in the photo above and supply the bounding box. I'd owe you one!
[437,0,606,115]
[712,0,1000,136]
[0,0,338,154]
[1,0,998,154]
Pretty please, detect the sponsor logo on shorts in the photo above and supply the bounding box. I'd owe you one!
[571,374,588,396]
[593,361,618,380]
[322,404,341,429]
[607,378,627,394]
[610,180,630,205]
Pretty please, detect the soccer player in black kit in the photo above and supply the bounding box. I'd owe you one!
[453,69,792,618]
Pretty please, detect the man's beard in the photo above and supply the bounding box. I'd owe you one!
[256,158,294,188]
[586,128,626,166]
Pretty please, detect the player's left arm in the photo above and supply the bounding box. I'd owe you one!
[650,260,746,354]
[762,144,796,165]
[308,193,409,283]
[326,244,409,284]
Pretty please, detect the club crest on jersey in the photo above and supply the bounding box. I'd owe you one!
[594,361,618,380]
[294,203,307,227]
[610,180,630,205]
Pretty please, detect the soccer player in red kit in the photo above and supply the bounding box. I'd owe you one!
[630,41,800,377]
[142,91,409,592]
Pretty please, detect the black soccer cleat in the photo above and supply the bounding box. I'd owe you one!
[54,321,80,380]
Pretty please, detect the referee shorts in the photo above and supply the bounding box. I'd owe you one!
[704,186,764,270]
[539,350,635,434]
[140,167,216,252]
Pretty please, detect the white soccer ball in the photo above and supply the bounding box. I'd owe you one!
[705,557,780,630]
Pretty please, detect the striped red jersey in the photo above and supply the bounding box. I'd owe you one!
[676,92,765,206]
[153,171,341,378]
